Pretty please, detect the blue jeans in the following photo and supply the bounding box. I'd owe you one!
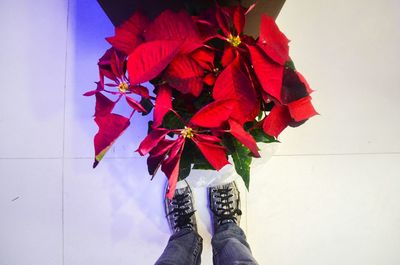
[155,223,258,265]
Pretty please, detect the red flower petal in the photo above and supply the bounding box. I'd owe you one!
[192,139,229,171]
[190,99,235,128]
[167,77,204,97]
[153,85,172,128]
[213,56,258,123]
[147,139,176,176]
[229,119,260,157]
[190,47,215,70]
[245,3,257,15]
[130,85,150,98]
[195,19,219,43]
[258,15,289,65]
[95,92,115,117]
[150,139,176,158]
[106,13,149,55]
[144,10,202,53]
[281,68,309,104]
[165,55,204,96]
[127,40,182,85]
[166,55,204,78]
[136,128,170,156]
[93,113,130,168]
[163,157,180,199]
[296,71,314,94]
[162,138,185,199]
[262,104,291,137]
[125,96,147,113]
[83,90,99,97]
[248,45,284,102]
[203,74,216,86]
[98,48,125,83]
[221,46,237,67]
[233,6,245,35]
[216,7,231,37]
[84,82,103,97]
[287,96,318,122]
[194,134,221,143]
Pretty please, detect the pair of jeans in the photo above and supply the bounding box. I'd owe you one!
[155,223,258,265]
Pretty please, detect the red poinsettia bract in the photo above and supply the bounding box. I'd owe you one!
[86,4,318,197]
[137,99,235,198]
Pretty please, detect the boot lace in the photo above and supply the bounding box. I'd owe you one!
[168,193,195,230]
[212,187,242,225]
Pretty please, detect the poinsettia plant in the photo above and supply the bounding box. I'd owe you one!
[85,3,317,198]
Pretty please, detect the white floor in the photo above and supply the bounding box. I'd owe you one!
[1,0,400,264]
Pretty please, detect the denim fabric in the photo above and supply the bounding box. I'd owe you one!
[212,223,258,265]
[155,224,258,265]
[155,228,203,265]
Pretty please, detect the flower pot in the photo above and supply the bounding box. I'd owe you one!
[98,0,285,28]
[186,142,279,188]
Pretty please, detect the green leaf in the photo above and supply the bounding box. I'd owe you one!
[162,111,185,130]
[257,110,264,121]
[140,98,154,116]
[250,128,279,144]
[178,140,195,180]
[147,121,153,134]
[186,139,216,171]
[192,162,214,170]
[178,154,191,180]
[285,59,296,70]
[193,89,213,110]
[226,136,252,190]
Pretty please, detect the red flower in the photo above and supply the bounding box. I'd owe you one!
[257,15,289,66]
[213,54,259,124]
[137,99,236,198]
[123,10,211,97]
[106,12,149,56]
[263,68,318,137]
[190,47,218,86]
[86,4,318,196]
[214,5,255,66]
[84,48,150,167]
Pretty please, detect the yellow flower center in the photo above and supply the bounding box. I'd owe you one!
[181,126,194,139]
[227,34,241,47]
[118,82,129,93]
[212,67,220,75]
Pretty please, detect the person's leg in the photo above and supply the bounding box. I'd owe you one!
[155,182,203,265]
[155,228,203,265]
[208,182,258,265]
[211,223,257,265]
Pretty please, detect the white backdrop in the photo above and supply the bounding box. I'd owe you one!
[0,0,399,264]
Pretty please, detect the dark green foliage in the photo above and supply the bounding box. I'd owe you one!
[285,59,296,70]
[140,98,154,115]
[178,139,216,180]
[162,112,185,130]
[250,128,279,144]
[178,150,192,180]
[224,136,252,189]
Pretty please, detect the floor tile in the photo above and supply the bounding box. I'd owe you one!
[0,159,63,265]
[0,0,67,158]
[273,0,400,155]
[64,158,172,264]
[63,157,248,265]
[247,154,400,265]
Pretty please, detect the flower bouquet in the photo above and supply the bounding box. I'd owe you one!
[85,2,317,198]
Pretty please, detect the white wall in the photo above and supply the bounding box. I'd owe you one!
[0,0,399,264]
